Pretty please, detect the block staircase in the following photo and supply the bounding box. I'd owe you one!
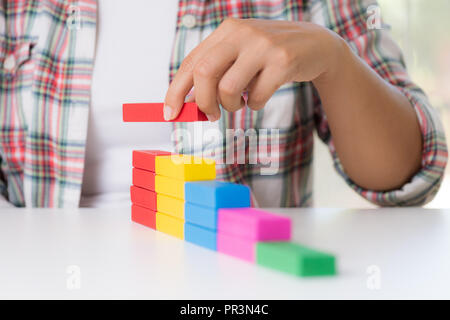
[130,150,336,277]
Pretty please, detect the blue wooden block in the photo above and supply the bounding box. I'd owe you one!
[184,181,251,208]
[185,222,217,251]
[185,202,218,230]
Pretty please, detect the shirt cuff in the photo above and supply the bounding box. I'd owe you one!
[330,88,448,207]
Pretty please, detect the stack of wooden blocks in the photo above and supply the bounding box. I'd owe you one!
[130,150,336,277]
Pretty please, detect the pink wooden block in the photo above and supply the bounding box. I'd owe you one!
[217,208,291,241]
[217,232,256,262]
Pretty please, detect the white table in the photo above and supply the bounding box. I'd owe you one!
[0,207,449,299]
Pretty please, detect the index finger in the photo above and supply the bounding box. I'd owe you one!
[163,37,218,121]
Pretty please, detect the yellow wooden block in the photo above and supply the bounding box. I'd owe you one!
[155,155,216,181]
[155,175,185,199]
[157,193,185,219]
[156,212,184,240]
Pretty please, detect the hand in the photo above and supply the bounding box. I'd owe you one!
[164,18,344,121]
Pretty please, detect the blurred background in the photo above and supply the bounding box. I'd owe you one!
[314,0,450,208]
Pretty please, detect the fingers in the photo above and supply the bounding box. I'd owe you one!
[164,55,195,120]
[247,67,286,110]
[193,43,238,121]
[164,19,244,121]
[164,39,217,120]
[217,51,263,112]
[164,18,291,121]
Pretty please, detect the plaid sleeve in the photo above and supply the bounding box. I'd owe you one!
[314,0,448,206]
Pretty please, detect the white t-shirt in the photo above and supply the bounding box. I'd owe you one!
[80,0,179,207]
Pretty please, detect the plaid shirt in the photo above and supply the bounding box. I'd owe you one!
[0,0,447,208]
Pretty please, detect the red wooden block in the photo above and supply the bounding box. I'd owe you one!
[133,150,171,172]
[131,204,156,229]
[130,185,157,211]
[132,168,156,191]
[123,102,208,122]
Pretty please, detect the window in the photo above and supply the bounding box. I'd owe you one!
[314,0,450,208]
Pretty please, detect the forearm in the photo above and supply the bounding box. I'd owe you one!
[313,39,422,191]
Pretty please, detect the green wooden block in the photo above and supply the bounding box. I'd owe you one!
[256,242,337,277]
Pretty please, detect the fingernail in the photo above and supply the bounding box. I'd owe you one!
[163,105,173,121]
